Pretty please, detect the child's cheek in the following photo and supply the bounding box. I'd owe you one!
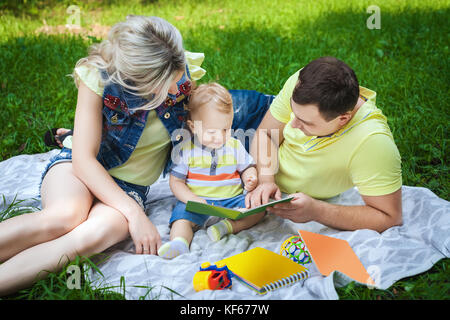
[202,133,212,145]
[224,131,231,143]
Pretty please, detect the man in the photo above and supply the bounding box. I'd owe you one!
[247,56,402,233]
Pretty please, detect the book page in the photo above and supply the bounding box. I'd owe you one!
[243,196,294,214]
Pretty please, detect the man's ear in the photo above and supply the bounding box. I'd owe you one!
[338,112,353,126]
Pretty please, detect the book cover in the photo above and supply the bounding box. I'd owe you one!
[186,196,294,220]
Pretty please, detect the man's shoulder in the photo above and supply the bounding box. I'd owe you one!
[349,102,393,137]
[284,69,301,92]
[269,69,301,123]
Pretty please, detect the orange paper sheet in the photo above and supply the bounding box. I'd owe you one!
[298,230,375,285]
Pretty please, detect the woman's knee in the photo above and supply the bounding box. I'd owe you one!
[40,162,93,235]
[39,202,90,237]
[73,206,129,256]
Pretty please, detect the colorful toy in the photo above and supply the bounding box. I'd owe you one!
[192,262,233,292]
[280,235,312,265]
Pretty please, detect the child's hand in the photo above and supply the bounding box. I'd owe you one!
[187,196,207,204]
[243,174,258,192]
[195,197,208,204]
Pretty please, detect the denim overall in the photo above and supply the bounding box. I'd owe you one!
[97,66,191,177]
[40,65,275,207]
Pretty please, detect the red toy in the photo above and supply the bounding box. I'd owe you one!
[193,262,233,291]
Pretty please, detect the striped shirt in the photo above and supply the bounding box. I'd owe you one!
[170,136,255,200]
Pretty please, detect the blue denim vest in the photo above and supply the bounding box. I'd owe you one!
[97,66,192,177]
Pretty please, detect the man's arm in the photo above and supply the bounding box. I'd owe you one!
[246,111,286,208]
[268,188,402,233]
[315,188,402,232]
[251,111,285,179]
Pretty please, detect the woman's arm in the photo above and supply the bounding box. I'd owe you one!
[71,81,161,254]
[71,82,134,216]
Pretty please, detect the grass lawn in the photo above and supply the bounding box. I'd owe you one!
[0,0,449,300]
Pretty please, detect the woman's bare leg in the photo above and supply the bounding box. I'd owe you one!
[0,163,93,262]
[0,200,129,296]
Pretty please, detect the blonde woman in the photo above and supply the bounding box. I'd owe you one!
[0,15,207,295]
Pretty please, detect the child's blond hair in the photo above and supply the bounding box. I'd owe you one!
[187,83,233,118]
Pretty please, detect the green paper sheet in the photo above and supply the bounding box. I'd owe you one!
[185,196,294,220]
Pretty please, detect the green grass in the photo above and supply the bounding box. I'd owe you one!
[337,258,450,300]
[0,0,448,299]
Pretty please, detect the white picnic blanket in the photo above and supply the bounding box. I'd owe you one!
[1,149,449,299]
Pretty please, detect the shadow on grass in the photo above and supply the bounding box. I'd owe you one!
[0,0,162,18]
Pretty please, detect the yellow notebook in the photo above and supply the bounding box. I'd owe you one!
[215,247,309,294]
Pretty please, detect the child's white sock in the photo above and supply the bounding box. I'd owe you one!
[207,219,233,242]
[158,237,190,259]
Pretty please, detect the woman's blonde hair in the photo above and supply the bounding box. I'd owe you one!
[73,15,186,110]
[187,83,233,117]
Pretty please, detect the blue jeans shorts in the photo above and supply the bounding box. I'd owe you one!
[40,147,149,209]
[169,194,246,228]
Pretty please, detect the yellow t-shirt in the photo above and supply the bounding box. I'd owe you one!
[270,70,402,199]
[73,51,206,186]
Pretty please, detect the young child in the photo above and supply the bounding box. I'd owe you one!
[157,83,264,259]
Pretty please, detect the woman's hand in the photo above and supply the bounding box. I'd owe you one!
[127,208,162,255]
[245,181,282,208]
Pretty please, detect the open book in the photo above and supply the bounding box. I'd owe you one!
[186,196,294,220]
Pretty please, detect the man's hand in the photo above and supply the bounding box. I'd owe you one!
[245,181,282,208]
[266,192,315,223]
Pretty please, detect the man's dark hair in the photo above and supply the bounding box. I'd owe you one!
[292,56,359,121]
